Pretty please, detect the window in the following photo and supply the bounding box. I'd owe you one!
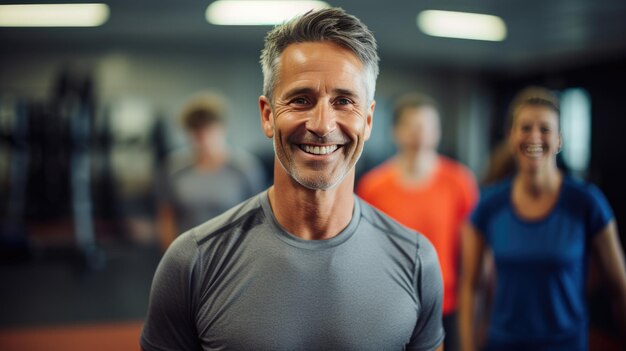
[560,88,591,178]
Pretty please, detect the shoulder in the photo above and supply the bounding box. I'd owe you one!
[357,160,395,192]
[156,194,267,299]
[560,176,614,233]
[358,197,424,249]
[164,194,264,257]
[561,176,614,213]
[474,178,512,215]
[227,150,263,172]
[438,155,466,171]
[358,197,439,270]
[360,198,415,235]
[360,160,395,182]
[480,177,511,200]
[437,156,476,184]
[191,192,266,246]
[562,176,604,200]
[163,150,194,176]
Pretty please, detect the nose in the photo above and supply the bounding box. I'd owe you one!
[306,101,337,137]
[529,126,542,141]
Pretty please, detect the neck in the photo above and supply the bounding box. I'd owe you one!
[268,161,355,241]
[195,150,227,170]
[515,165,562,197]
[396,149,438,181]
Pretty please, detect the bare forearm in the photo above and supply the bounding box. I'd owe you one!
[458,288,476,351]
[158,204,177,252]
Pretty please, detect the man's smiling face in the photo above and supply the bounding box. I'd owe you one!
[260,41,374,190]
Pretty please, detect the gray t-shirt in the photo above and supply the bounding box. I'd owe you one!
[141,191,444,351]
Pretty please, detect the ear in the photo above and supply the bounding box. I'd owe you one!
[259,95,274,138]
[363,100,375,141]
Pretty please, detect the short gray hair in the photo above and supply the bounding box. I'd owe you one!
[260,7,379,103]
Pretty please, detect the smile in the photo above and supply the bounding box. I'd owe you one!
[523,144,545,158]
[299,144,339,155]
[526,145,543,153]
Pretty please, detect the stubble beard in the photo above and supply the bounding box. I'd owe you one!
[272,137,363,191]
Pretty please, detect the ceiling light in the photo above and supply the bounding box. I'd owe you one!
[206,0,330,25]
[417,10,507,42]
[0,3,110,27]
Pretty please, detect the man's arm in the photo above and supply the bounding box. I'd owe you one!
[407,235,445,350]
[140,233,201,351]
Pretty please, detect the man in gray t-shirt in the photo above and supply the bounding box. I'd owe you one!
[142,7,444,351]
[142,192,444,350]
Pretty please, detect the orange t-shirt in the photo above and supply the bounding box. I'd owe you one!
[356,156,478,315]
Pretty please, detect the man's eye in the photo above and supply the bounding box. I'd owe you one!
[335,98,352,106]
[291,97,309,105]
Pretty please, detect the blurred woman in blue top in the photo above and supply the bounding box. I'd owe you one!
[458,87,626,351]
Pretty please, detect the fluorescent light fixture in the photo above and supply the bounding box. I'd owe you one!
[206,0,330,25]
[417,10,507,41]
[0,3,109,27]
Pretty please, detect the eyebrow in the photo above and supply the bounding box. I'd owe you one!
[282,87,359,99]
[334,88,358,98]
[283,87,314,99]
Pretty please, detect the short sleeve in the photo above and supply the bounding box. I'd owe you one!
[155,152,192,206]
[586,183,615,236]
[469,180,510,238]
[141,232,202,351]
[408,235,445,350]
[470,193,489,236]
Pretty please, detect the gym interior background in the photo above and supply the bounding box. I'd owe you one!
[1,1,626,350]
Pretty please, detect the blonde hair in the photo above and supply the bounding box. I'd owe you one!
[507,86,560,131]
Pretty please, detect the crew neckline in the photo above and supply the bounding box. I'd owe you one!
[391,156,441,192]
[260,191,360,250]
[508,175,566,225]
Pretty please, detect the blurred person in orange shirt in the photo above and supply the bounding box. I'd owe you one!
[357,92,478,351]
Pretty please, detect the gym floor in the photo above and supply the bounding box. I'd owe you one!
[0,238,161,351]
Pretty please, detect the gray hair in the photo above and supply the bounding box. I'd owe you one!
[260,7,379,103]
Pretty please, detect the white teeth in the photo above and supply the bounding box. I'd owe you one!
[302,144,338,155]
[526,145,543,153]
